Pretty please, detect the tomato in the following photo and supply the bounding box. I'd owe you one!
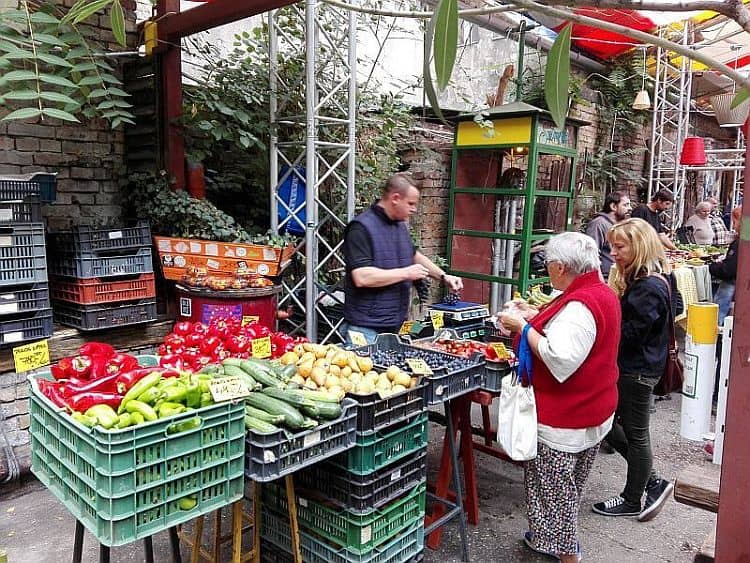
[173,321,193,336]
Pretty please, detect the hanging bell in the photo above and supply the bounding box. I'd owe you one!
[680,137,707,166]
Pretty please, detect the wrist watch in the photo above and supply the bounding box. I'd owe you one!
[440,273,446,285]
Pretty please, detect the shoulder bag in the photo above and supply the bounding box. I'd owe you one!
[653,274,684,396]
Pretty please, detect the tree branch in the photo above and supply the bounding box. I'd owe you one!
[321,0,518,19]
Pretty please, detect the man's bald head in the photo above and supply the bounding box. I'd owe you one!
[383,173,418,197]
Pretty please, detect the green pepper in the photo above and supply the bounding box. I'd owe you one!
[167,417,202,435]
[157,402,186,418]
[200,392,213,408]
[178,495,198,510]
[137,386,162,405]
[119,372,162,414]
[71,411,97,427]
[162,383,187,404]
[185,383,201,409]
[85,404,119,429]
[125,400,158,422]
[130,412,145,425]
[115,413,133,429]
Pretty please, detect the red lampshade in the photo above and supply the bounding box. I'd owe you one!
[680,137,707,166]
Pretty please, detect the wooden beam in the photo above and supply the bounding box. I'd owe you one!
[159,0,299,39]
[695,521,715,563]
[674,464,720,514]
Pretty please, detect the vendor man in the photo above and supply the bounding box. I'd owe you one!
[631,188,677,250]
[342,173,462,343]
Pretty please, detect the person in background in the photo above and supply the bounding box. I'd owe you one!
[593,218,676,522]
[710,206,742,326]
[342,173,462,343]
[631,189,677,250]
[585,190,632,278]
[499,232,621,563]
[706,197,733,245]
[683,201,714,245]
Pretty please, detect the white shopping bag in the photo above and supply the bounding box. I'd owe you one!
[496,372,537,461]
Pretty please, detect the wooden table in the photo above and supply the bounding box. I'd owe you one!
[674,463,720,562]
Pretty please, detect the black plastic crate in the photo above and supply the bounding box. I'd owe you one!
[347,379,426,435]
[295,450,427,515]
[482,361,515,392]
[47,247,153,279]
[355,334,484,405]
[0,308,53,346]
[0,283,50,317]
[0,199,42,224]
[0,223,48,288]
[0,172,56,203]
[245,399,357,482]
[52,299,157,331]
[47,222,151,256]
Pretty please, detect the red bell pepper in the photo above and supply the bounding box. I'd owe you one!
[38,380,69,408]
[105,353,139,376]
[89,355,110,380]
[159,354,185,370]
[173,321,193,336]
[200,336,221,355]
[68,392,122,413]
[115,368,162,394]
[164,333,185,350]
[70,355,93,379]
[185,333,202,348]
[61,372,120,397]
[50,357,73,380]
[78,342,115,359]
[192,322,208,336]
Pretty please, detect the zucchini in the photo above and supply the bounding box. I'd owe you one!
[198,364,221,374]
[300,400,342,420]
[260,387,315,409]
[242,357,276,374]
[223,365,259,390]
[245,392,307,429]
[221,358,244,368]
[244,415,281,434]
[245,405,285,425]
[295,389,341,403]
[241,361,285,389]
[277,363,298,382]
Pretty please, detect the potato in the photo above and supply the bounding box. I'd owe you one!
[386,365,401,381]
[356,356,374,373]
[311,366,328,387]
[280,351,299,365]
[393,371,411,387]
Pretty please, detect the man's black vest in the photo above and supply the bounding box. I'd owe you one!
[344,204,414,328]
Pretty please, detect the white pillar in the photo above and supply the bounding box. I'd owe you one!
[681,303,718,441]
[713,316,733,464]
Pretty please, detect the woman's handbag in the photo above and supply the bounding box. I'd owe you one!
[497,324,537,461]
[653,275,685,396]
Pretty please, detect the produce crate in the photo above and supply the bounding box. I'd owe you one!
[28,372,245,546]
[263,481,425,554]
[244,398,357,482]
[0,172,56,203]
[332,412,428,476]
[47,222,152,256]
[0,199,42,223]
[52,299,157,331]
[0,283,50,316]
[260,543,424,563]
[49,273,156,305]
[47,247,153,279]
[347,379,426,436]
[261,509,424,563]
[482,361,515,393]
[0,223,48,288]
[295,450,427,515]
[0,308,53,346]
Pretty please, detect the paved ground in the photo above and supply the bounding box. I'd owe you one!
[0,392,715,563]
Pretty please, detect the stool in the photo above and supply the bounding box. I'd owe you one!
[71,520,181,563]
[178,499,254,563]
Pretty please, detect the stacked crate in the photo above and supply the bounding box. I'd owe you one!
[0,175,55,346]
[47,222,157,330]
[260,385,429,563]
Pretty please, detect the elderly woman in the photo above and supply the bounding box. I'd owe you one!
[500,232,621,563]
[683,201,714,244]
[593,218,678,522]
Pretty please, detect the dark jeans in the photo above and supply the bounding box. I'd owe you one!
[605,373,659,506]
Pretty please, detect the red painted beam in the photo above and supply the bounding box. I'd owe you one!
[159,0,298,39]
[715,130,750,561]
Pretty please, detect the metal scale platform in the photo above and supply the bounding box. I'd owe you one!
[425,301,490,340]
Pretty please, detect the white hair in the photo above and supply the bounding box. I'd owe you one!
[696,201,711,212]
[544,232,601,276]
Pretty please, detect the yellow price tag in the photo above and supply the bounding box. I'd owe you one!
[405,358,433,375]
[13,339,50,374]
[490,342,511,360]
[429,310,444,330]
[242,315,260,326]
[208,376,252,402]
[251,336,272,359]
[348,330,368,347]
[399,321,414,335]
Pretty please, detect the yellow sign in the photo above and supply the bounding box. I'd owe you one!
[13,340,50,374]
[405,358,433,375]
[208,376,252,402]
[251,336,272,359]
[490,342,511,361]
[348,330,368,347]
[399,321,414,335]
[242,315,260,326]
[455,116,532,147]
[429,311,444,330]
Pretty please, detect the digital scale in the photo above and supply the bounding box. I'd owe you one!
[427,301,490,324]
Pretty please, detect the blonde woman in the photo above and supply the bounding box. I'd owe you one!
[593,218,677,522]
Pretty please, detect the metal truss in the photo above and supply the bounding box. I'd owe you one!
[269,0,356,343]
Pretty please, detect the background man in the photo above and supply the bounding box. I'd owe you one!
[586,190,631,277]
[706,196,733,245]
[342,173,462,343]
[631,189,677,250]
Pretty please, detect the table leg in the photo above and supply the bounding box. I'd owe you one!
[214,508,223,563]
[252,482,261,563]
[144,536,154,563]
[169,526,183,563]
[72,520,84,563]
[285,475,302,563]
[458,397,479,526]
[481,404,493,446]
[98,545,110,563]
[232,500,243,563]
[446,400,471,562]
[191,516,204,563]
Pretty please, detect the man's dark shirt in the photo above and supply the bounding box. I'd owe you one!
[631,204,664,234]
[343,203,416,273]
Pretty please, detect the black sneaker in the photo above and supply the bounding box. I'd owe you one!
[592,495,640,516]
[638,478,674,522]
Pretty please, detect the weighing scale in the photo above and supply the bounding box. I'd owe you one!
[422,301,490,340]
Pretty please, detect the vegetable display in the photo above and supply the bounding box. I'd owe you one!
[415,338,515,362]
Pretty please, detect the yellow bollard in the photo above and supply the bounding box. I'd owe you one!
[686,302,718,345]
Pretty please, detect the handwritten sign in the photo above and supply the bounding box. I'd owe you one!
[13,340,50,374]
[348,330,368,347]
[208,376,252,402]
[251,336,272,359]
[405,358,433,375]
[429,310,444,330]
[490,342,512,360]
[242,315,260,326]
[399,321,414,335]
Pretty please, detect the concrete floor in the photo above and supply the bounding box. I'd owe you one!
[0,393,714,563]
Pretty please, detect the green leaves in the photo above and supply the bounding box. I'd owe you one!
[110,0,126,47]
[545,23,572,130]
[432,0,458,91]
[423,5,446,123]
[63,0,113,25]
[41,107,79,122]
[731,88,750,110]
[2,108,42,121]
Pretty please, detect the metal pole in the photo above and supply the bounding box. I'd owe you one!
[347,7,357,222]
[269,10,279,234]
[515,21,526,103]
[305,0,318,341]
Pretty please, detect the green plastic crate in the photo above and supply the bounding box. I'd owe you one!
[263,482,426,554]
[260,508,424,563]
[332,413,428,475]
[28,371,245,546]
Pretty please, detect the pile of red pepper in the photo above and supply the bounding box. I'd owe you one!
[157,317,306,371]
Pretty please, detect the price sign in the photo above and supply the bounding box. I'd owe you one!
[208,376,251,402]
[251,336,272,359]
[429,310,444,330]
[348,330,368,347]
[405,358,433,375]
[242,315,260,326]
[399,321,414,335]
[490,342,511,360]
[13,340,50,374]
